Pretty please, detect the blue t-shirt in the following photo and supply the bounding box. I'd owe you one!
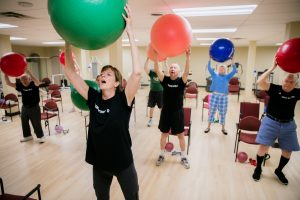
[208,61,237,94]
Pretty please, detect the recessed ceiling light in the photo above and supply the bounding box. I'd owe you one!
[122,39,139,42]
[196,38,218,41]
[122,44,130,47]
[18,1,33,7]
[192,28,237,33]
[200,43,212,46]
[42,41,65,45]
[0,23,18,29]
[173,5,257,17]
[276,43,283,46]
[10,37,27,40]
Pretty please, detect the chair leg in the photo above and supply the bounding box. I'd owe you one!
[235,141,240,162]
[45,120,50,136]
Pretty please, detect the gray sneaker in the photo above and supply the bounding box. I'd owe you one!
[36,136,46,144]
[180,157,190,169]
[156,155,165,166]
[20,136,33,142]
[147,119,153,127]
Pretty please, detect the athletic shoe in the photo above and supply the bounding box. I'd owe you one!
[147,119,153,127]
[36,136,46,144]
[20,136,33,142]
[252,168,262,182]
[156,155,165,166]
[274,169,288,185]
[180,157,190,169]
[204,128,210,133]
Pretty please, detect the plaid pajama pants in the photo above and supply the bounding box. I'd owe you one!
[208,93,228,125]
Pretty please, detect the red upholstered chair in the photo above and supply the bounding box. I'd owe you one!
[228,77,241,101]
[0,177,41,200]
[234,116,261,162]
[0,93,20,121]
[201,94,210,121]
[168,107,192,154]
[184,86,198,108]
[49,90,63,112]
[41,100,60,136]
[186,81,197,89]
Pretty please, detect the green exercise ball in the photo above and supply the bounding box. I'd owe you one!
[48,0,127,50]
[70,80,99,111]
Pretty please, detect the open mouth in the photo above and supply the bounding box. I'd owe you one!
[101,80,106,84]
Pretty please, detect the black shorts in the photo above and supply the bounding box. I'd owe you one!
[147,91,163,109]
[158,108,184,135]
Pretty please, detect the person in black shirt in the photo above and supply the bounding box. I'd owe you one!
[5,69,45,143]
[63,5,141,200]
[252,60,300,185]
[153,48,191,169]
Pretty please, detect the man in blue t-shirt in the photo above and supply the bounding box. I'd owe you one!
[252,60,300,185]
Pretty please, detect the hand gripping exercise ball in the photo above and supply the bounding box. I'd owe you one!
[147,43,166,62]
[237,152,248,163]
[70,80,99,111]
[151,14,192,58]
[0,52,27,77]
[165,142,174,152]
[59,51,76,66]
[210,38,235,62]
[275,38,300,73]
[48,0,127,50]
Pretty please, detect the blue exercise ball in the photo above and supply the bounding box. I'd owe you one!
[209,38,235,62]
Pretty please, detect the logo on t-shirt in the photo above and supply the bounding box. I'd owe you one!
[95,104,110,114]
[167,84,178,88]
[279,92,296,100]
[153,77,159,82]
[23,88,33,92]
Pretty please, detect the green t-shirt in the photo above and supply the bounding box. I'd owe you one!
[149,70,163,92]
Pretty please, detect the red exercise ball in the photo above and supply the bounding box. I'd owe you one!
[237,152,248,163]
[59,51,76,65]
[276,38,300,73]
[151,14,192,58]
[0,52,27,77]
[147,43,166,62]
[165,142,174,152]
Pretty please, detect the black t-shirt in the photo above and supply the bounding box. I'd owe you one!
[161,76,186,111]
[16,81,40,107]
[266,83,300,120]
[86,87,134,171]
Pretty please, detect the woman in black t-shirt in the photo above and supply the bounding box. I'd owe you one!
[252,60,300,185]
[63,5,141,200]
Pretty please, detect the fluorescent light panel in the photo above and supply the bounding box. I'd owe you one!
[42,41,65,45]
[122,39,139,42]
[10,37,27,40]
[196,38,218,41]
[173,5,257,17]
[0,23,18,28]
[193,28,236,33]
[200,43,212,46]
[276,43,283,46]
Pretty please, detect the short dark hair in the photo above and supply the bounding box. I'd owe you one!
[100,65,123,92]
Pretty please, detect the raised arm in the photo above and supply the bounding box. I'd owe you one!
[182,47,191,83]
[153,51,164,82]
[207,59,216,76]
[63,42,89,100]
[123,4,142,106]
[227,59,237,80]
[144,57,150,75]
[26,68,40,86]
[4,74,16,88]
[256,59,277,91]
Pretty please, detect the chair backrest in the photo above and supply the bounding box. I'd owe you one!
[185,86,198,94]
[44,100,58,111]
[187,81,198,88]
[229,77,239,85]
[203,94,209,103]
[238,116,261,131]
[240,102,260,120]
[256,90,268,100]
[51,90,61,98]
[48,84,60,91]
[183,107,191,126]
[41,77,51,85]
[4,93,18,102]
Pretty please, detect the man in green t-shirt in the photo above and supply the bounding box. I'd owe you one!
[144,58,163,127]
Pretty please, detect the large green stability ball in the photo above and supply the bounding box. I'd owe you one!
[70,80,99,111]
[48,0,127,50]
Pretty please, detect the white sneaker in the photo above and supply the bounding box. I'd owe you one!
[20,136,33,142]
[36,136,46,143]
[147,119,153,127]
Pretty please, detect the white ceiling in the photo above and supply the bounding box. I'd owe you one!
[0,0,300,47]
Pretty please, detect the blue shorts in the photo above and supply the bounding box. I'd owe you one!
[256,116,300,152]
